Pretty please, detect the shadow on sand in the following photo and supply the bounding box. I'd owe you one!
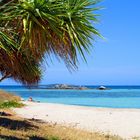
[0,135,21,140]
[0,116,51,140]
[0,135,48,140]
[0,117,38,130]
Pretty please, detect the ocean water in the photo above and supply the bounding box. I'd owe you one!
[1,85,140,108]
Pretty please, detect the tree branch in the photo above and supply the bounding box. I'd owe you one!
[0,74,12,82]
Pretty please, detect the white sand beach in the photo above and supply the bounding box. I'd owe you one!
[14,101,140,139]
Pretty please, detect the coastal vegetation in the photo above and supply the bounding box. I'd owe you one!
[0,90,23,109]
[0,0,101,85]
[0,100,24,109]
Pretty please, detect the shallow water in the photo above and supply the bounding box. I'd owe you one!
[1,85,140,108]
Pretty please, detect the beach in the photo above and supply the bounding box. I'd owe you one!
[14,101,140,139]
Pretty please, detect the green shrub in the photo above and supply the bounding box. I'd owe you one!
[0,101,24,109]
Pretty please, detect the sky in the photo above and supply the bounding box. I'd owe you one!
[1,0,140,85]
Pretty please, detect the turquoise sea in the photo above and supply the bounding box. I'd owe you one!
[1,85,140,109]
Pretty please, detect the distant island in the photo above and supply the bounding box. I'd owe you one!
[32,84,110,90]
[47,84,89,90]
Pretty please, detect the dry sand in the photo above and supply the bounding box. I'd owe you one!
[14,101,140,139]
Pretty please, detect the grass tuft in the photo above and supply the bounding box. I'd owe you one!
[0,90,23,109]
[0,100,24,109]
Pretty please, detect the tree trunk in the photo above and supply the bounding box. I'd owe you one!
[0,74,11,82]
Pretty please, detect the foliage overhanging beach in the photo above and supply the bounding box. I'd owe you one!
[0,0,101,85]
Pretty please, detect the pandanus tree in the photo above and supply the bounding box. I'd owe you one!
[0,0,101,85]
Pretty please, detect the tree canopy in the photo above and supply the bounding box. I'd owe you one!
[0,0,101,85]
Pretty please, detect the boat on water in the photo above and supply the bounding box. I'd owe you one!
[97,86,111,90]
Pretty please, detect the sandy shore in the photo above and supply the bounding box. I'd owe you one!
[14,101,140,139]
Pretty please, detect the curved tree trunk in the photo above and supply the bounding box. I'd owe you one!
[0,74,11,82]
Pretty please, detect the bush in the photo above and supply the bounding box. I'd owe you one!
[0,101,24,109]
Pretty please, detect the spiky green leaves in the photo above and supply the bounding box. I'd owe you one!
[0,0,101,85]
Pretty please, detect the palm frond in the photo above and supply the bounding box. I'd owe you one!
[0,0,102,85]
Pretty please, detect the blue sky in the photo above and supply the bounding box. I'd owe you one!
[1,0,140,85]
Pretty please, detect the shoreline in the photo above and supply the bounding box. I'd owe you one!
[35,101,140,110]
[22,100,140,111]
[14,101,140,139]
